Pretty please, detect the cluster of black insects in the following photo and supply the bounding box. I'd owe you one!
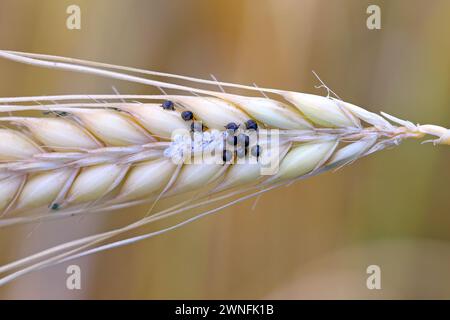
[161,100,262,164]
[42,101,262,166]
[44,101,261,212]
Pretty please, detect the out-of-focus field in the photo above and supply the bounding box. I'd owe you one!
[0,0,449,299]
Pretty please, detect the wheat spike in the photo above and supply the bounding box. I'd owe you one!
[0,50,448,285]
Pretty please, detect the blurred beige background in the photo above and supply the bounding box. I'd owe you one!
[0,0,449,299]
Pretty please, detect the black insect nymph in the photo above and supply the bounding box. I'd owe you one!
[181,110,194,121]
[161,100,175,110]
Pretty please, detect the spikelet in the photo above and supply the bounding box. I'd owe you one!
[282,92,360,128]
[0,129,42,159]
